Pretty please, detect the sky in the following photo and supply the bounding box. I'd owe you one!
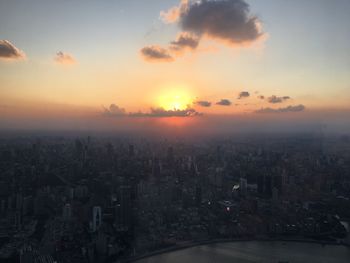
[0,0,350,134]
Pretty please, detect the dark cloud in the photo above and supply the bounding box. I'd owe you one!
[216,99,232,106]
[267,95,291,104]
[103,105,201,118]
[144,0,265,62]
[179,0,263,45]
[195,100,212,107]
[238,91,250,99]
[54,51,76,65]
[0,40,26,60]
[140,46,174,62]
[170,32,200,50]
[258,95,265,100]
[255,104,305,113]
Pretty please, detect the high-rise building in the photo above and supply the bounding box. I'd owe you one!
[92,206,102,232]
[15,210,22,230]
[195,185,202,206]
[106,143,114,157]
[75,139,83,159]
[272,187,279,203]
[240,178,247,197]
[273,175,283,195]
[257,174,273,198]
[20,245,34,263]
[129,144,134,157]
[0,199,6,214]
[152,158,161,180]
[216,145,223,163]
[117,186,132,228]
[62,203,72,221]
[167,146,174,165]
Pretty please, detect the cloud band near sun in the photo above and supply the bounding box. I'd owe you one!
[103,104,201,118]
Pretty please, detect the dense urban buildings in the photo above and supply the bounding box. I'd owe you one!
[0,134,349,262]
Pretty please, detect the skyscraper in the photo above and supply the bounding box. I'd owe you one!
[129,144,135,157]
[118,186,132,228]
[92,206,102,232]
[62,203,72,221]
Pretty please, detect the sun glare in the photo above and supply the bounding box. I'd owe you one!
[158,88,193,111]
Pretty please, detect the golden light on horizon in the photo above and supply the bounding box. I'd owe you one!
[157,87,194,111]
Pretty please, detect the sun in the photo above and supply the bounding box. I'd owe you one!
[158,89,193,111]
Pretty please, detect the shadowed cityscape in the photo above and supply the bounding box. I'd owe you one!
[0,133,350,262]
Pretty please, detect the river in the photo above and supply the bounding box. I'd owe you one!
[135,241,350,263]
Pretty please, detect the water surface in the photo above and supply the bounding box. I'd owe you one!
[136,241,350,263]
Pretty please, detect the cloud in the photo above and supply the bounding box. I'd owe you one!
[0,40,26,61]
[170,32,200,51]
[178,0,264,45]
[130,107,201,117]
[258,95,265,100]
[103,104,201,118]
[160,0,189,24]
[54,51,76,65]
[140,45,174,62]
[195,100,212,107]
[216,99,232,106]
[267,95,291,104]
[143,0,265,62]
[103,104,126,116]
[255,104,305,114]
[238,91,250,99]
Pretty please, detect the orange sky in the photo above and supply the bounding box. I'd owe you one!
[0,0,350,133]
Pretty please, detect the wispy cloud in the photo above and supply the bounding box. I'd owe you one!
[140,45,174,62]
[54,51,76,65]
[267,95,291,104]
[0,40,26,61]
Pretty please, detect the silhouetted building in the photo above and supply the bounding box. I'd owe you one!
[62,203,72,221]
[129,144,134,157]
[116,186,132,229]
[92,206,102,232]
[257,174,273,198]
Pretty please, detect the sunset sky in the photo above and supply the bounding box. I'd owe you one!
[1,0,350,134]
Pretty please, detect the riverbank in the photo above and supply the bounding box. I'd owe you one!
[122,237,350,263]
